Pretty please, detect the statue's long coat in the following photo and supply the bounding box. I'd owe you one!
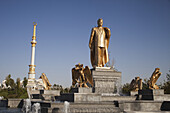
[89,27,111,67]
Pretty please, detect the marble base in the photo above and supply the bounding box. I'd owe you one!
[120,100,163,112]
[71,87,92,93]
[92,67,121,93]
[130,91,138,96]
[137,89,165,100]
[27,79,36,88]
[30,90,60,101]
[48,102,120,113]
[60,93,101,102]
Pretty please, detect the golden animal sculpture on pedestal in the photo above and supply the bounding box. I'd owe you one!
[72,64,93,87]
[89,18,111,67]
[130,77,143,91]
[148,68,162,89]
[40,73,52,90]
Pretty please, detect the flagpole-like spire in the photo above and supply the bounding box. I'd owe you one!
[28,22,37,86]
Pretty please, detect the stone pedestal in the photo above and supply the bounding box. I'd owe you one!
[27,79,36,89]
[92,67,121,94]
[130,91,138,96]
[138,89,165,100]
[71,87,92,93]
[30,90,60,101]
[60,93,101,102]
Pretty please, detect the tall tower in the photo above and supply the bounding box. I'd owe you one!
[27,22,37,88]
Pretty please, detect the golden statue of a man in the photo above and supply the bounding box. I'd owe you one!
[89,18,111,67]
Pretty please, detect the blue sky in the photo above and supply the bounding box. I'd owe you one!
[0,0,170,87]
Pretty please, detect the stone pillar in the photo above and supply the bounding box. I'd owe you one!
[92,67,121,94]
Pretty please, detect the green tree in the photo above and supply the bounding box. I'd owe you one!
[166,70,170,81]
[63,88,69,93]
[51,84,56,90]
[161,70,170,94]
[23,77,28,88]
[5,74,11,87]
[122,83,130,95]
[16,78,20,89]
[5,74,16,89]
[0,75,28,99]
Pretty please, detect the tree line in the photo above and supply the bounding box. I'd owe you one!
[0,74,28,99]
[0,74,71,99]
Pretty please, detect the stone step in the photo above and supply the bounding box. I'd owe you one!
[42,107,121,113]
[124,111,170,113]
[40,102,121,113]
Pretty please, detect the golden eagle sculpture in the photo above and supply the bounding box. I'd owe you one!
[72,64,93,87]
[130,77,142,91]
[148,68,162,89]
[40,73,52,90]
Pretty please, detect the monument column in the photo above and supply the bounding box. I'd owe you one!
[27,22,37,88]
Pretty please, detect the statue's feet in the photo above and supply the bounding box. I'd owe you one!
[99,65,103,67]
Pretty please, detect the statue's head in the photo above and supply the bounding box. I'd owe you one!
[155,68,160,70]
[155,68,160,73]
[97,18,103,27]
[135,77,140,80]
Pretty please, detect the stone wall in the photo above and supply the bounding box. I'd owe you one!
[45,102,121,113]
[0,100,8,107]
[101,95,136,102]
[119,101,163,112]
[8,99,23,108]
